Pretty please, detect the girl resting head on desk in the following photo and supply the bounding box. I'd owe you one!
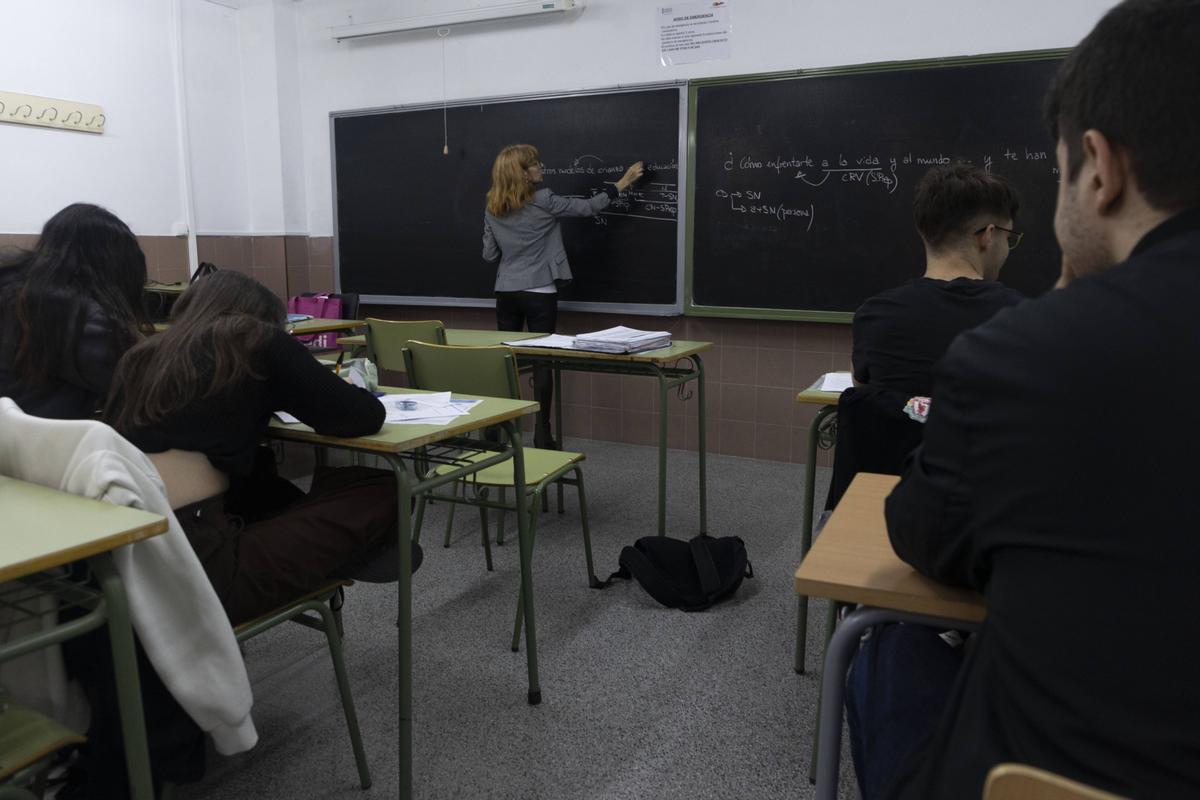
[483,143,644,447]
[0,202,152,419]
[105,270,410,626]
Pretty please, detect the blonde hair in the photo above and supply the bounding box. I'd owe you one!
[485,144,539,216]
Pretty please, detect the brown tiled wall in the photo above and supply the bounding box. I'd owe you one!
[2,229,835,465]
[0,233,192,285]
[361,303,852,466]
[192,235,335,300]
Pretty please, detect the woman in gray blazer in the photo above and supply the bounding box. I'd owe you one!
[483,143,642,448]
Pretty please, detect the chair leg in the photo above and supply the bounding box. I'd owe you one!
[413,491,429,548]
[496,486,507,546]
[573,468,601,588]
[477,487,493,572]
[312,600,372,790]
[442,480,463,548]
[510,490,541,652]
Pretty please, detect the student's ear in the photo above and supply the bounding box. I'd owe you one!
[1081,129,1128,216]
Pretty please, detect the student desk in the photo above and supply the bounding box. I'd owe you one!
[792,380,843,673]
[0,476,169,800]
[338,329,712,536]
[285,317,364,336]
[154,317,364,336]
[794,472,985,800]
[266,389,539,800]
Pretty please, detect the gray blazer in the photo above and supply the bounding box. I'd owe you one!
[483,186,613,292]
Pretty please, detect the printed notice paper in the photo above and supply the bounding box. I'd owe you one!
[658,1,731,66]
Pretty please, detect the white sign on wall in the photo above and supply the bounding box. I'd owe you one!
[658,1,731,67]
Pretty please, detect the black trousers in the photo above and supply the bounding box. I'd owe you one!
[496,290,557,446]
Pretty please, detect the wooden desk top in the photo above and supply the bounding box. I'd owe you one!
[145,281,187,295]
[286,318,365,336]
[267,388,538,453]
[338,329,712,364]
[794,473,985,623]
[0,476,168,582]
[795,375,848,406]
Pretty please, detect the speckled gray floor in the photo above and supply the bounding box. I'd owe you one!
[175,440,860,800]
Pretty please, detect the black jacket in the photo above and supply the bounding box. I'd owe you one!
[885,208,1200,799]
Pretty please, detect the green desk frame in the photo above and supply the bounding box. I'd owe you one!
[793,386,841,674]
[1,477,168,800]
[438,330,712,537]
[267,391,539,800]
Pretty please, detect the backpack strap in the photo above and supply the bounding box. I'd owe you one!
[689,536,722,600]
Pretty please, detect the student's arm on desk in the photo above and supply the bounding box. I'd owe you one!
[884,343,982,590]
[267,330,385,437]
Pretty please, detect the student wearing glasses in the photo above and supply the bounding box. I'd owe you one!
[482,143,643,448]
[823,164,1027,511]
[850,163,1026,402]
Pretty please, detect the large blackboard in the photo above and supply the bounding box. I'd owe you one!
[333,88,682,311]
[688,54,1065,320]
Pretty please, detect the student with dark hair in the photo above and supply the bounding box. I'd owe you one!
[0,202,151,418]
[851,1,1200,797]
[826,165,1026,511]
[851,163,1025,400]
[106,270,400,625]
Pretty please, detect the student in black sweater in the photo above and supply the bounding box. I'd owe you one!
[0,203,151,418]
[851,163,1025,400]
[855,1,1200,797]
[827,166,1026,511]
[106,270,399,625]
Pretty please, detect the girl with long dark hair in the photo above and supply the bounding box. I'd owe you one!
[0,203,151,418]
[105,270,398,626]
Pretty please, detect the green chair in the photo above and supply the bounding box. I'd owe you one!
[402,341,601,650]
[364,318,446,373]
[233,581,370,790]
[0,704,85,799]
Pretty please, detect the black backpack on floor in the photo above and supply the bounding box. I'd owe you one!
[608,534,752,611]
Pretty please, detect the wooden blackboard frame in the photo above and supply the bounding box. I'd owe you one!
[683,48,1069,322]
[330,82,689,316]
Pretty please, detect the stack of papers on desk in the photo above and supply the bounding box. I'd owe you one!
[505,333,577,349]
[572,326,672,354]
[817,372,854,392]
[379,392,481,425]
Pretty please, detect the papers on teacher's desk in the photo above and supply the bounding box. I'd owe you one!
[506,327,673,354]
[378,392,481,424]
[817,372,854,393]
[573,326,672,353]
[505,333,576,349]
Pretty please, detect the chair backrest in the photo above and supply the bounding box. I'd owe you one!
[365,318,447,372]
[825,385,923,511]
[984,764,1127,800]
[402,341,521,400]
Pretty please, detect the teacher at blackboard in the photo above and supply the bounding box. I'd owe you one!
[483,143,644,449]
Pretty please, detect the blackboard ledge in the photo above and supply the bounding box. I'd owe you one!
[685,304,852,324]
[359,294,683,317]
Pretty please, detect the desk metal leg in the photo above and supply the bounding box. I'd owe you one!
[92,554,154,800]
[657,370,669,536]
[383,454,415,800]
[794,404,838,674]
[554,367,564,511]
[812,608,979,800]
[696,356,707,535]
[503,420,542,705]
